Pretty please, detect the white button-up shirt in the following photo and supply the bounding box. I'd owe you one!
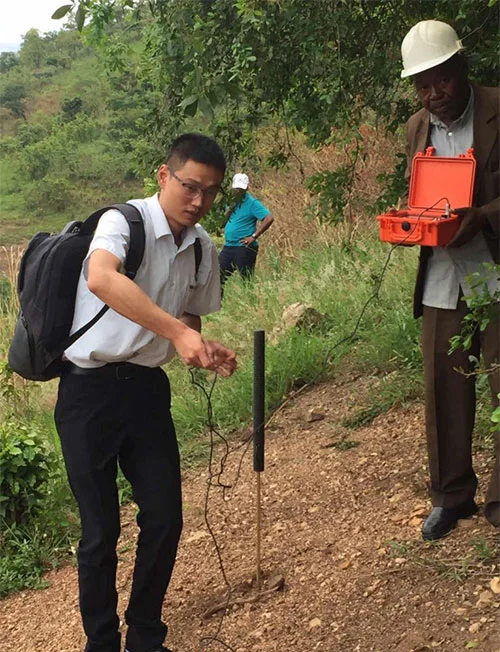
[423,88,499,309]
[64,194,221,368]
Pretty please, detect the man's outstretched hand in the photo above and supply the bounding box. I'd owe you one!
[204,339,237,377]
[171,327,237,377]
[447,207,486,248]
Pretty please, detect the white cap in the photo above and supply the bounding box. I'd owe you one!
[401,20,464,79]
[232,173,249,189]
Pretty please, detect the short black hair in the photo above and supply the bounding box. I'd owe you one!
[166,133,226,175]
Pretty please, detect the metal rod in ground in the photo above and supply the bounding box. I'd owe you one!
[256,472,262,591]
[253,329,265,591]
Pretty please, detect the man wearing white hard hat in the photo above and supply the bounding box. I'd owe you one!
[401,20,499,540]
[219,173,274,287]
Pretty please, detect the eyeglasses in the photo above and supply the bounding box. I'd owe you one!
[169,168,220,201]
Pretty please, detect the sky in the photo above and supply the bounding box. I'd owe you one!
[0,0,72,51]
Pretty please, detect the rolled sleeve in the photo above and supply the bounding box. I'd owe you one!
[82,210,130,280]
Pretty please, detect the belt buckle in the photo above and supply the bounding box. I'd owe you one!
[115,364,133,380]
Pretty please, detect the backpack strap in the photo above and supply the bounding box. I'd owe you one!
[82,203,145,279]
[60,304,108,354]
[194,237,202,281]
[54,203,145,357]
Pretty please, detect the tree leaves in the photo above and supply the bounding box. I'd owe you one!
[198,95,214,120]
[56,0,499,218]
[179,94,198,116]
[75,6,86,31]
[51,4,73,20]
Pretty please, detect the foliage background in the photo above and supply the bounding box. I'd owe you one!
[57,0,499,217]
[0,0,498,598]
[1,0,498,240]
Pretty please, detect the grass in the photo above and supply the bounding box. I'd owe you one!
[0,153,142,246]
[326,437,360,451]
[0,456,80,597]
[470,537,498,561]
[341,367,424,429]
[165,236,421,455]
[0,524,55,597]
[387,538,498,583]
[473,375,498,452]
[0,231,495,597]
[0,153,68,244]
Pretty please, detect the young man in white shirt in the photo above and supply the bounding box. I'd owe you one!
[56,133,237,652]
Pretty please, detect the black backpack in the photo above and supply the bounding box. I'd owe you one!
[8,204,146,381]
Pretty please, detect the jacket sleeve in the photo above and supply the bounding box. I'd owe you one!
[481,196,499,238]
[477,130,499,238]
[473,85,499,238]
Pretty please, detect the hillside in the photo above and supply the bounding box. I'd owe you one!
[0,26,145,244]
[1,5,498,649]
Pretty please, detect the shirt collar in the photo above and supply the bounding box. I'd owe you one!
[236,192,251,209]
[146,194,198,249]
[430,85,474,130]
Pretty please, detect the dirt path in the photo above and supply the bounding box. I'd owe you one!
[1,375,499,652]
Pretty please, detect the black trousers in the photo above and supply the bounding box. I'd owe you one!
[55,365,182,652]
[219,245,258,286]
[422,301,499,522]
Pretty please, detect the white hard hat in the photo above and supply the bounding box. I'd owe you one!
[232,173,249,189]
[401,20,464,79]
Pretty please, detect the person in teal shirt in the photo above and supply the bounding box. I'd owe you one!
[219,173,274,286]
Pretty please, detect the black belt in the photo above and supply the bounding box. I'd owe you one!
[63,361,158,380]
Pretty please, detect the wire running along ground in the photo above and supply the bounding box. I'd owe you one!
[189,195,451,649]
[189,369,252,651]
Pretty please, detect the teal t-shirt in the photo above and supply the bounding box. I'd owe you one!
[224,192,270,247]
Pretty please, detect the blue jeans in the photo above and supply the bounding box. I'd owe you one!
[219,245,258,286]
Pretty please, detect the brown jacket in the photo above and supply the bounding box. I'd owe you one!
[405,85,499,318]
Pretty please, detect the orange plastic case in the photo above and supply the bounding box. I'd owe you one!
[377,146,476,247]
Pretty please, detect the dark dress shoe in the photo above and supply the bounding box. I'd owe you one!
[422,501,478,541]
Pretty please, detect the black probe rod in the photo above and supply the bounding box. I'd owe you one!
[253,329,265,473]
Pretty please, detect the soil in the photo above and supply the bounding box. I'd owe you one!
[0,374,499,652]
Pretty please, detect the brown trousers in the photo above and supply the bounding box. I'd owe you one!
[422,300,499,524]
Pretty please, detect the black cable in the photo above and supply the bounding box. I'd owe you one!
[317,196,451,372]
[189,369,240,651]
[188,194,450,649]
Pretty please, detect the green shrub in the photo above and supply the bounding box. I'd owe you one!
[0,523,55,597]
[0,361,41,427]
[16,117,54,147]
[0,81,27,120]
[492,397,500,433]
[0,136,19,157]
[61,96,83,121]
[24,176,74,213]
[0,419,57,525]
[63,113,98,142]
[19,129,80,182]
[19,139,54,180]
[0,487,79,598]
[77,148,124,182]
